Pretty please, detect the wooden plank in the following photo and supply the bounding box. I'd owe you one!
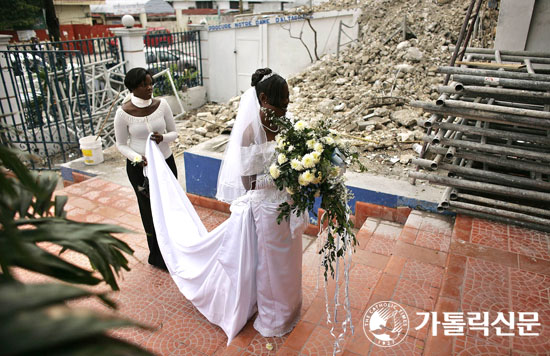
[456,61,526,70]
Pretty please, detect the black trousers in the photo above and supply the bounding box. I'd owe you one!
[126,155,177,269]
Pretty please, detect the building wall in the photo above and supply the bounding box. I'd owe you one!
[495,0,550,52]
[201,9,360,103]
[55,5,93,25]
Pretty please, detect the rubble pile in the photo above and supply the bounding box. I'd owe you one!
[173,0,498,179]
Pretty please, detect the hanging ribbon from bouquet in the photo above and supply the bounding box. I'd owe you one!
[316,185,355,356]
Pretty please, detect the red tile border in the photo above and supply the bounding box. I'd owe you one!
[383,256,407,276]
[372,273,399,299]
[518,254,550,276]
[72,171,93,183]
[393,241,448,267]
[353,249,389,270]
[450,239,519,269]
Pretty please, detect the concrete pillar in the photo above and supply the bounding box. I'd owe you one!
[110,27,148,71]
[139,13,148,28]
[175,9,184,31]
[0,35,21,125]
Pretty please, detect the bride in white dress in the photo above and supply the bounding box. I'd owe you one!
[145,68,308,344]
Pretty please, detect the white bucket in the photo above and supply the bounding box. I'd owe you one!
[79,135,104,165]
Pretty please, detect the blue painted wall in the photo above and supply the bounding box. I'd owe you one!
[184,152,442,223]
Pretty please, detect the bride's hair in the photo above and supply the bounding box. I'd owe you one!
[251,68,287,108]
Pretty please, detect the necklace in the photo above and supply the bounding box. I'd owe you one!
[131,93,152,108]
[262,123,279,133]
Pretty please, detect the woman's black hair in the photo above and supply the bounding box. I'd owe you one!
[124,67,152,92]
[251,68,287,108]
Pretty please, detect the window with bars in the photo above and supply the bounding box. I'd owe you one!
[195,1,213,8]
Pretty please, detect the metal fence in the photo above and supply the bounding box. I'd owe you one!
[0,49,96,170]
[143,30,202,96]
[9,37,124,70]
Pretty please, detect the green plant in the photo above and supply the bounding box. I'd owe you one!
[0,144,153,355]
[153,66,198,97]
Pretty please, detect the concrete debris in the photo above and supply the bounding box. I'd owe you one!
[172,0,497,180]
[390,109,419,128]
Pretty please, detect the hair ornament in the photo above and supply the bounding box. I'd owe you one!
[259,72,275,83]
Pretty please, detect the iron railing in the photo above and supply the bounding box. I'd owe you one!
[0,50,95,170]
[143,30,202,95]
[9,37,124,71]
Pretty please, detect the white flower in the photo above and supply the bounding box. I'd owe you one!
[294,120,308,131]
[290,158,304,171]
[306,139,316,149]
[277,153,288,164]
[299,170,314,186]
[132,155,142,163]
[269,164,280,179]
[311,151,321,164]
[302,154,316,169]
[330,166,341,178]
[313,142,324,153]
[303,170,315,183]
[275,134,282,143]
[277,140,286,149]
[323,136,335,145]
[288,145,295,152]
[286,187,295,195]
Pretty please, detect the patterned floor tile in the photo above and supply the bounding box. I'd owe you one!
[419,214,453,236]
[453,335,510,356]
[372,222,403,241]
[365,237,396,256]
[138,329,186,356]
[300,326,342,356]
[470,219,509,251]
[401,260,444,288]
[414,230,451,252]
[392,278,439,311]
[510,268,550,300]
[368,335,424,356]
[509,226,550,261]
[241,332,287,356]
[187,319,228,355]
[343,264,382,310]
[510,293,550,354]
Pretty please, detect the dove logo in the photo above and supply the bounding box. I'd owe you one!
[363,301,409,347]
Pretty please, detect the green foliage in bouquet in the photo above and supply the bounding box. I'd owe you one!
[268,114,364,279]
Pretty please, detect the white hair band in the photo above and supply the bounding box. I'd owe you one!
[259,72,275,83]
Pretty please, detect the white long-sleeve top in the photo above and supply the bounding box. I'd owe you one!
[114,98,177,161]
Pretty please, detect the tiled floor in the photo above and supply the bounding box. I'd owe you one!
[16,177,550,355]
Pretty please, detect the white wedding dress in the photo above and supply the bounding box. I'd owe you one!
[146,133,307,344]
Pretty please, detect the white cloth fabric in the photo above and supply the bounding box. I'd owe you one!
[216,87,268,203]
[146,135,308,344]
[114,98,177,161]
